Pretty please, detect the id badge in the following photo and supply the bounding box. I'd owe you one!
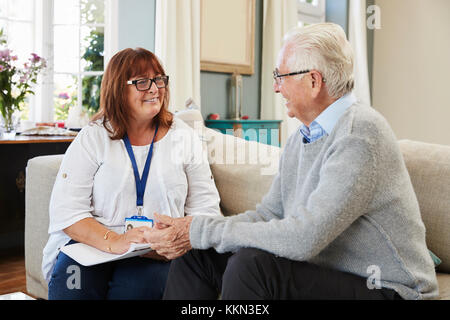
[124,215,154,233]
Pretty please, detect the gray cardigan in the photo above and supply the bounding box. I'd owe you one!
[190,103,438,300]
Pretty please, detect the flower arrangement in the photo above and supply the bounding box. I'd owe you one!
[0,28,47,134]
[55,90,77,120]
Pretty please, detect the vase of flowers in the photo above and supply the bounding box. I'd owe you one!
[0,28,47,139]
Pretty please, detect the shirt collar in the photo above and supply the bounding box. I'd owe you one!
[299,121,325,144]
[314,92,357,135]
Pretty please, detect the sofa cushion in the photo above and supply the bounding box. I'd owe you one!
[437,273,450,300]
[204,127,280,216]
[398,140,450,273]
[174,109,282,216]
[174,108,204,129]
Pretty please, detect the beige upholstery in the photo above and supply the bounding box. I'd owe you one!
[203,127,280,216]
[25,155,62,300]
[24,119,449,299]
[398,140,450,274]
[437,274,450,300]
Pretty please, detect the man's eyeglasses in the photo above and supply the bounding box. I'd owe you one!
[127,75,169,91]
[273,68,310,85]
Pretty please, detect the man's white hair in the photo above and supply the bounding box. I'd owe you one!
[282,23,354,99]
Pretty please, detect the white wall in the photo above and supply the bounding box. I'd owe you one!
[372,0,450,145]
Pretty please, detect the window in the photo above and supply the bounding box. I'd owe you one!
[0,0,117,123]
[52,0,105,121]
[0,0,36,120]
[297,0,326,27]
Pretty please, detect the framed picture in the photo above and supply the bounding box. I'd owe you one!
[200,0,256,75]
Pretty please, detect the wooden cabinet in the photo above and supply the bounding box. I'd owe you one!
[0,136,74,254]
[204,119,282,147]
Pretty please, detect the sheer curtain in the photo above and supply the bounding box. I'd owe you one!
[155,0,201,112]
[348,0,371,106]
[260,0,299,147]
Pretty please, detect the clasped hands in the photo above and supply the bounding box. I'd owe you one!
[107,213,192,260]
[117,213,193,260]
[144,213,193,260]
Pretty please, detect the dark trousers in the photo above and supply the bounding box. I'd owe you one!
[48,241,171,300]
[163,248,401,300]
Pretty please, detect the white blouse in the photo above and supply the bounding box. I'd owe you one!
[42,117,221,282]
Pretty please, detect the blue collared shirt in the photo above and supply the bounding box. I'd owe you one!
[300,92,357,143]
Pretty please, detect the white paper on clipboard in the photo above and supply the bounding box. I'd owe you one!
[61,242,152,266]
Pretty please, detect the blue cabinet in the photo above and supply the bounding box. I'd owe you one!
[205,119,282,147]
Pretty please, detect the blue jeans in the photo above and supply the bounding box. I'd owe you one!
[48,241,171,300]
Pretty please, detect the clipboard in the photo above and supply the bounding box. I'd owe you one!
[61,242,152,266]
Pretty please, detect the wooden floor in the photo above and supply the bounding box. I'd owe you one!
[0,251,29,296]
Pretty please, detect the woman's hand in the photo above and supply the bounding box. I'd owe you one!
[108,226,150,254]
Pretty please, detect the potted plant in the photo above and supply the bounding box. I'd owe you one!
[0,28,47,138]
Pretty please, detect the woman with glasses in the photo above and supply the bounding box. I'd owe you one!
[42,47,221,299]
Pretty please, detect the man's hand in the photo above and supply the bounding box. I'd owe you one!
[143,213,193,260]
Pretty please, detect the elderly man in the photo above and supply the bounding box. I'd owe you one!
[145,23,438,300]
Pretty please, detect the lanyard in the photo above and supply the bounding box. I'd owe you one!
[123,124,159,212]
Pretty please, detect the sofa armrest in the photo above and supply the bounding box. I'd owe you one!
[398,140,450,273]
[25,154,63,299]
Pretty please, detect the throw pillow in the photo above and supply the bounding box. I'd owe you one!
[429,250,442,267]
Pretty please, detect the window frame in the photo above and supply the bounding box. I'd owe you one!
[0,0,37,120]
[33,0,118,122]
[298,0,326,25]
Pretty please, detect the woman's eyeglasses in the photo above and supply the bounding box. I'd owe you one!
[127,75,169,91]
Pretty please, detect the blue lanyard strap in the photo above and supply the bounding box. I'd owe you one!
[123,123,159,208]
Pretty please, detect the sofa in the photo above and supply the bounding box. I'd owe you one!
[24,112,450,299]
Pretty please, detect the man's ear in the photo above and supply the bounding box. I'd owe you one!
[310,70,324,97]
